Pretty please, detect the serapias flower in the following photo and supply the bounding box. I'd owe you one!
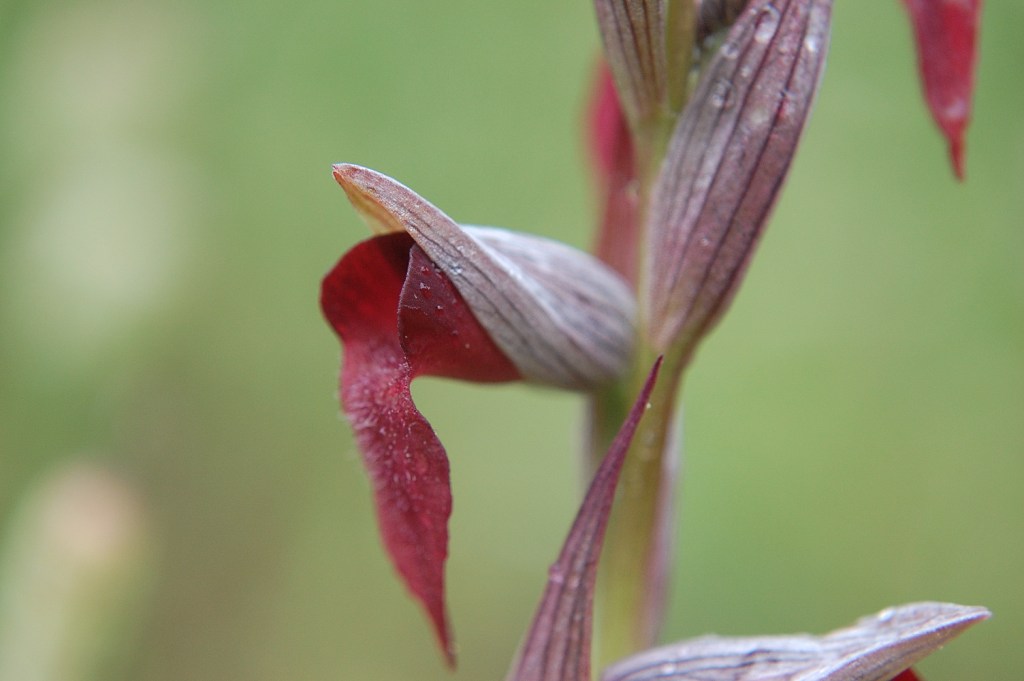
[320,164,635,663]
[509,361,989,681]
[901,0,982,180]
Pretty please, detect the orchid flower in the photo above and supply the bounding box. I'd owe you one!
[321,0,988,673]
[321,165,634,662]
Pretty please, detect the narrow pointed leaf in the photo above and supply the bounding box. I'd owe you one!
[508,358,663,681]
[321,234,520,665]
[644,0,833,355]
[902,0,981,180]
[602,602,989,681]
[334,164,636,389]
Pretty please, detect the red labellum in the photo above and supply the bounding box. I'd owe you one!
[902,0,981,180]
[588,61,640,287]
[321,233,519,665]
[588,61,630,182]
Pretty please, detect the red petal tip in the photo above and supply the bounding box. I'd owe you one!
[950,135,966,182]
[331,162,359,185]
[902,0,981,180]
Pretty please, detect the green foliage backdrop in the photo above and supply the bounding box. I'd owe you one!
[1,1,1021,680]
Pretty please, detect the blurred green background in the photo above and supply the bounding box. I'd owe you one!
[0,1,1021,679]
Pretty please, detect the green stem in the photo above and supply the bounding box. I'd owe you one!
[590,349,686,670]
[588,6,697,657]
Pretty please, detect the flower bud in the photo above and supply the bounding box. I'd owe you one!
[644,0,832,356]
[592,0,695,140]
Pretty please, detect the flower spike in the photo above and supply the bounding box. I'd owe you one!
[902,0,982,180]
[644,0,833,356]
[322,166,636,664]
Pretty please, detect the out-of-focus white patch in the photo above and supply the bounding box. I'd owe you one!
[0,1,204,373]
[2,2,203,158]
[4,154,195,366]
[0,461,153,681]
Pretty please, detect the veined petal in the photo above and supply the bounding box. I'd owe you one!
[644,0,832,355]
[593,0,697,146]
[507,358,663,681]
[321,233,520,665]
[901,0,981,180]
[334,164,636,390]
[593,0,668,134]
[602,602,989,681]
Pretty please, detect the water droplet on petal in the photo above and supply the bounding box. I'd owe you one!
[754,4,780,44]
[548,565,565,585]
[710,79,733,109]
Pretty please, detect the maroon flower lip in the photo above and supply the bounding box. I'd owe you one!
[322,232,520,664]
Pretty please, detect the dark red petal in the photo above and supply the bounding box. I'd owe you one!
[902,0,981,180]
[321,233,518,666]
[588,61,629,181]
[588,61,640,287]
[892,668,923,681]
[508,358,663,681]
[400,248,520,383]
